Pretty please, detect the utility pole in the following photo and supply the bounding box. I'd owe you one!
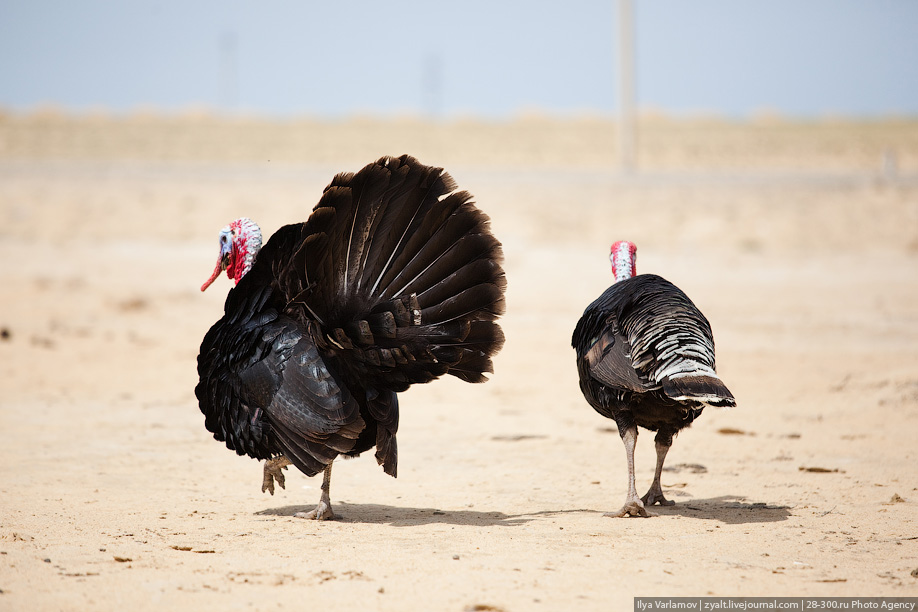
[422,52,442,119]
[219,31,238,111]
[618,0,636,172]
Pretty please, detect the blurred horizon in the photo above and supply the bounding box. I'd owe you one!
[2,0,918,120]
[5,105,918,123]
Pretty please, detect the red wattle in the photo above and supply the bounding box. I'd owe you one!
[201,260,223,291]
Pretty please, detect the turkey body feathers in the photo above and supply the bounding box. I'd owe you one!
[572,274,734,434]
[196,155,506,480]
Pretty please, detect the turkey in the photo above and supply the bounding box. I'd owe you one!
[572,241,735,517]
[196,155,506,520]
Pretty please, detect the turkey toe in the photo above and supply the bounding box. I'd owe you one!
[641,490,675,507]
[295,501,335,520]
[641,483,675,507]
[604,498,650,518]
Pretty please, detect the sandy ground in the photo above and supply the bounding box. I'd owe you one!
[1,114,917,610]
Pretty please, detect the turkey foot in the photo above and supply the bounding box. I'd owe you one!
[641,482,675,507]
[262,456,291,495]
[604,496,650,518]
[295,498,335,520]
[293,464,336,520]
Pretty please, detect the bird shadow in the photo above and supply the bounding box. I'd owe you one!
[649,495,793,524]
[255,503,592,527]
[255,497,791,526]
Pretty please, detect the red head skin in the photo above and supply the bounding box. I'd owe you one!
[610,240,637,282]
[201,218,262,291]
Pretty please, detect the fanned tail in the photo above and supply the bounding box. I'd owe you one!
[282,155,506,392]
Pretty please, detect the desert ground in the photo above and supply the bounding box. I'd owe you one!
[1,112,917,610]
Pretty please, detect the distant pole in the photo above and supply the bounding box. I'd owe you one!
[422,53,442,119]
[618,0,636,172]
[219,31,238,111]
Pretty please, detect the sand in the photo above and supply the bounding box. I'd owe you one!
[1,113,917,610]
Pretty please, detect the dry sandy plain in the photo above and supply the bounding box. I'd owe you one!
[1,112,917,610]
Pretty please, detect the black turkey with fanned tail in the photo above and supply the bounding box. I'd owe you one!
[196,155,506,519]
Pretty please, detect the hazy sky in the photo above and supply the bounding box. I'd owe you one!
[1,0,916,118]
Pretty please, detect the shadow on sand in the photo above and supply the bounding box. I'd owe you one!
[649,495,793,524]
[255,496,790,526]
[254,503,598,527]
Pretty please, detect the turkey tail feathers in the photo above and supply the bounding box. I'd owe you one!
[662,374,736,408]
[289,155,506,391]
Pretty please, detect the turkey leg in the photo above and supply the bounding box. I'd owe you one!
[642,432,676,507]
[294,463,335,520]
[605,425,649,518]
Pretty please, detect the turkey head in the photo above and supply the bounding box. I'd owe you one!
[201,217,263,291]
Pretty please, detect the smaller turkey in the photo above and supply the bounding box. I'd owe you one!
[572,241,735,517]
